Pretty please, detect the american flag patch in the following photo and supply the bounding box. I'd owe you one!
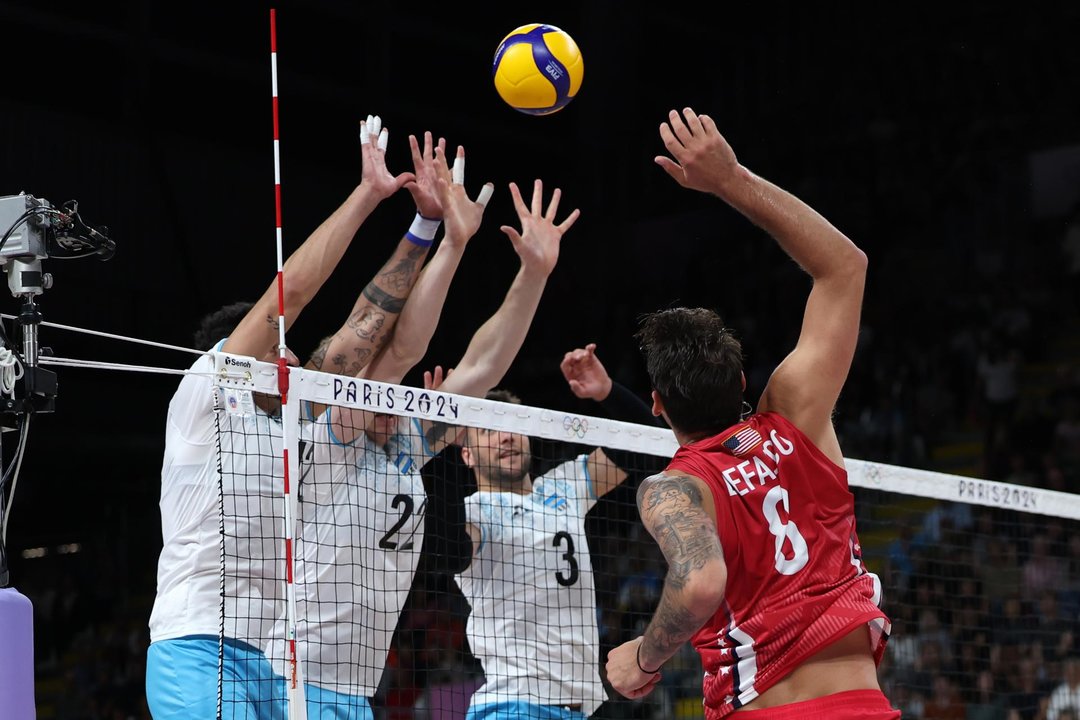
[722,425,763,456]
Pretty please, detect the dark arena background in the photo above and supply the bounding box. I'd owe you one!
[2,2,1080,719]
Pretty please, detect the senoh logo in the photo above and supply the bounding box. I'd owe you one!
[225,356,253,369]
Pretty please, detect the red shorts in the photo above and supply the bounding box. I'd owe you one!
[731,690,900,720]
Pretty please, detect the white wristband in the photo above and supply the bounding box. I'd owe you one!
[406,213,441,247]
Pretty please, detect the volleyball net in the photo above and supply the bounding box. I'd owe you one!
[201,353,1080,720]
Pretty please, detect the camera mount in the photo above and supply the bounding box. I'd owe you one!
[0,192,114,585]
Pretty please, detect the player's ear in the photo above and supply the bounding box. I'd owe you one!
[650,390,664,418]
[741,372,747,391]
[460,444,474,468]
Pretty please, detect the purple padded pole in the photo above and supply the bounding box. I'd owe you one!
[0,587,35,719]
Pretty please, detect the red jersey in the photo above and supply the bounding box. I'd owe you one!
[665,412,889,719]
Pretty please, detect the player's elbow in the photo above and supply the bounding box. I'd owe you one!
[386,336,428,370]
[682,563,727,616]
[818,243,867,291]
[454,359,500,395]
[280,276,316,315]
[844,244,868,278]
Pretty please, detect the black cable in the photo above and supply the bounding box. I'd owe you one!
[0,206,62,256]
[0,317,26,365]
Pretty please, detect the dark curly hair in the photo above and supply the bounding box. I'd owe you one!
[635,307,744,436]
[193,301,254,350]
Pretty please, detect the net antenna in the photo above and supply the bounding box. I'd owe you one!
[0,192,114,585]
[269,9,308,718]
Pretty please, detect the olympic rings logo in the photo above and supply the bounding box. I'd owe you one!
[563,415,589,439]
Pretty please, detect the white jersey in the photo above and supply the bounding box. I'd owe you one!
[149,345,285,647]
[273,409,432,697]
[456,456,606,715]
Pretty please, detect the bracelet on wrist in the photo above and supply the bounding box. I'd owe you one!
[406,212,441,247]
[636,643,661,674]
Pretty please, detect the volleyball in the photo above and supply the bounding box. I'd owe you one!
[492,24,584,115]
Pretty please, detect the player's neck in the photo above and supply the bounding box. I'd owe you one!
[477,473,532,495]
[674,427,712,447]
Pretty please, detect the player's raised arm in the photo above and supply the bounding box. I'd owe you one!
[305,122,448,377]
[656,108,867,463]
[224,114,413,361]
[330,142,493,445]
[360,144,493,383]
[606,469,726,699]
[420,179,579,454]
[559,343,666,497]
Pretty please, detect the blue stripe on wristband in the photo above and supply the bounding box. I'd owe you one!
[405,231,434,247]
[407,212,440,247]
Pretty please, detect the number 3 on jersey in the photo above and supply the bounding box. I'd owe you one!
[553,530,579,586]
[762,485,809,575]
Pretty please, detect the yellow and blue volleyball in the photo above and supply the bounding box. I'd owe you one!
[492,24,584,115]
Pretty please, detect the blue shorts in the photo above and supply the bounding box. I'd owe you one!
[146,635,286,720]
[303,684,372,720]
[467,701,588,720]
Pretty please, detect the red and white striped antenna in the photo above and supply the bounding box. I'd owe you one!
[269,9,306,718]
[270,8,288,392]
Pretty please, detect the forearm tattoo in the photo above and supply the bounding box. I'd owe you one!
[361,283,406,314]
[636,473,724,663]
[265,314,280,330]
[308,336,332,371]
[644,588,704,661]
[377,245,426,294]
[346,307,387,340]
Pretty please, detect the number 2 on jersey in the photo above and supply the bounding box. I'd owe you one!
[379,494,426,551]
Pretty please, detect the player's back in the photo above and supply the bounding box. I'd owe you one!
[665,411,889,718]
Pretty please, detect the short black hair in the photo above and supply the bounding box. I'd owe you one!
[635,307,744,436]
[193,301,254,350]
[485,389,522,404]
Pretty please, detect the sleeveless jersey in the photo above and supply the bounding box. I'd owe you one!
[456,456,607,715]
[151,342,285,647]
[665,412,889,719]
[270,410,432,697]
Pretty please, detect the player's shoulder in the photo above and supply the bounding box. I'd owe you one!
[537,454,590,482]
[636,467,714,507]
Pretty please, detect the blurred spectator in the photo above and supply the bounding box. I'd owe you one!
[1006,656,1047,720]
[1062,201,1080,316]
[1034,590,1075,679]
[966,669,1008,720]
[1022,534,1066,604]
[917,609,955,667]
[912,639,950,699]
[992,595,1031,666]
[887,611,921,688]
[1053,393,1080,473]
[976,339,1021,474]
[1062,535,1080,617]
[1047,656,1080,720]
[887,525,917,594]
[924,675,966,719]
